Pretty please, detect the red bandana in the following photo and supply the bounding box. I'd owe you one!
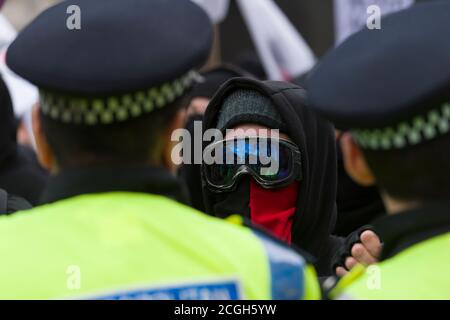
[249,180,299,244]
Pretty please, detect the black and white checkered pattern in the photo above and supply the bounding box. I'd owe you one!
[40,70,201,125]
[352,102,450,150]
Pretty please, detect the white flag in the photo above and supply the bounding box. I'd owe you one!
[334,0,414,45]
[0,13,38,147]
[0,55,39,118]
[0,13,38,119]
[237,0,316,81]
[191,0,230,24]
[0,14,16,49]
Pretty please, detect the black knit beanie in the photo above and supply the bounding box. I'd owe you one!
[217,89,286,132]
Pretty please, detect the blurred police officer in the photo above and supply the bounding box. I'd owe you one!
[308,1,450,299]
[0,0,319,300]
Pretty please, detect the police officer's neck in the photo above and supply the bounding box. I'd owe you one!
[382,192,421,215]
[52,157,166,175]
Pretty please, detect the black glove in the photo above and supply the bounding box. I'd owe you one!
[0,189,32,215]
[331,225,376,273]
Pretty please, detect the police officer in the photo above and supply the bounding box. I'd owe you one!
[307,1,450,299]
[0,0,320,300]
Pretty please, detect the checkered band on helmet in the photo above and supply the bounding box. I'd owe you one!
[352,103,450,150]
[39,70,201,125]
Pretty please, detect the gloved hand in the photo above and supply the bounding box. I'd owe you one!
[0,189,32,215]
[332,225,382,277]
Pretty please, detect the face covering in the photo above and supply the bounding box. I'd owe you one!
[212,177,251,219]
[213,176,299,244]
[249,180,299,244]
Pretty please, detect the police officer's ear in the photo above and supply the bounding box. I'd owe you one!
[340,132,376,187]
[32,104,57,173]
[162,107,188,174]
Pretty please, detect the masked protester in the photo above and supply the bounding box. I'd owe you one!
[201,78,341,276]
[179,65,252,212]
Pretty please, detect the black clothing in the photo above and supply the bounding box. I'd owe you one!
[210,175,251,219]
[331,225,375,272]
[41,165,188,205]
[189,64,250,99]
[177,114,206,212]
[0,145,48,206]
[0,189,32,215]
[332,203,450,269]
[202,78,339,276]
[373,202,450,261]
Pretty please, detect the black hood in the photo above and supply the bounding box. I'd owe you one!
[202,78,337,258]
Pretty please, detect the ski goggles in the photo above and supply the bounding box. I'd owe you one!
[202,137,303,192]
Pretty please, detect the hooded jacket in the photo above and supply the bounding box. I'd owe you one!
[202,78,340,276]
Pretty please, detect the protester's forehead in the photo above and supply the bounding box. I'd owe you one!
[225,124,292,142]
